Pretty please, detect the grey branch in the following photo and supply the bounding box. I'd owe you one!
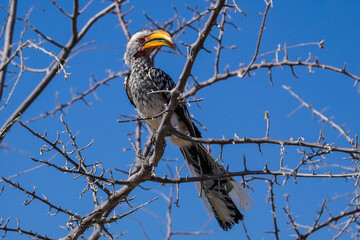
[283,85,353,145]
[0,0,17,100]
[1,177,81,219]
[183,58,360,99]
[169,129,360,156]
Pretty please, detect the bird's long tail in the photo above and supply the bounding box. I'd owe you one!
[180,143,253,230]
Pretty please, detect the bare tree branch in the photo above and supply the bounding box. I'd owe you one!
[169,128,360,156]
[1,177,81,219]
[183,58,360,99]
[0,217,55,240]
[238,0,272,79]
[0,1,122,143]
[283,85,353,145]
[25,71,124,124]
[0,0,17,100]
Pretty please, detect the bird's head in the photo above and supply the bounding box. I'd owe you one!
[124,29,175,67]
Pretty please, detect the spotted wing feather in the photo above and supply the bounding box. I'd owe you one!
[147,67,201,137]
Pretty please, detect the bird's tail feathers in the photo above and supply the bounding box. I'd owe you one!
[227,178,253,211]
[180,143,253,230]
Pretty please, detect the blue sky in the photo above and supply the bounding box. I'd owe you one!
[1,0,360,239]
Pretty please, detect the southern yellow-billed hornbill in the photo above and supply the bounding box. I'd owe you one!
[124,29,253,230]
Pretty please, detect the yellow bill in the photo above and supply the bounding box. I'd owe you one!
[142,30,175,50]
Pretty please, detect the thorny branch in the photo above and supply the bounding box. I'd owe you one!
[25,71,126,124]
[267,180,279,240]
[0,216,54,240]
[283,85,353,145]
[183,57,360,99]
[238,0,272,79]
[169,129,360,156]
[17,119,111,196]
[1,177,81,219]
[16,154,360,186]
[283,194,360,240]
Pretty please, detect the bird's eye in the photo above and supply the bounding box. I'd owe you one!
[138,37,145,44]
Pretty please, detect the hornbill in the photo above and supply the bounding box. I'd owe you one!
[124,29,253,230]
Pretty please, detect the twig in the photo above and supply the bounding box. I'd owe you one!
[0,0,17,100]
[267,180,279,240]
[256,41,325,60]
[169,128,360,155]
[1,177,81,219]
[183,58,360,99]
[283,85,353,145]
[238,0,272,78]
[299,207,360,239]
[118,109,168,123]
[101,197,158,223]
[148,170,360,185]
[0,217,55,240]
[232,0,247,16]
[264,111,270,138]
[25,72,124,124]
[29,42,71,79]
[49,0,71,18]
[17,119,111,195]
[113,0,131,40]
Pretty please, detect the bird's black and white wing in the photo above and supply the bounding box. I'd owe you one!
[148,67,176,94]
[147,67,201,138]
[124,72,135,107]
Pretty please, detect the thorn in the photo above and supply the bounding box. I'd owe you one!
[264,111,270,138]
[243,155,248,171]
[342,63,347,72]
[264,161,269,172]
[258,144,263,157]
